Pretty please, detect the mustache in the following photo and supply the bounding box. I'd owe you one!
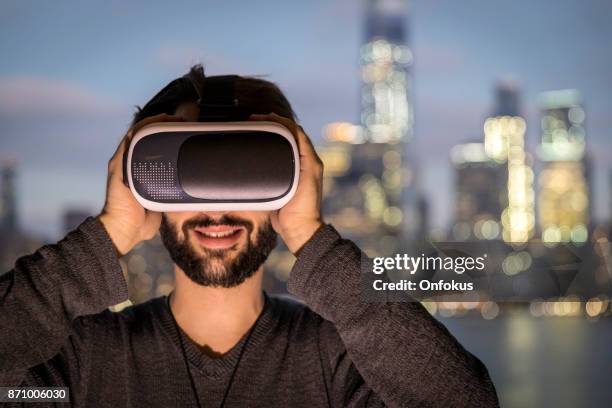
[181,214,254,237]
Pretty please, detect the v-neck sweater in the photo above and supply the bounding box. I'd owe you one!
[0,217,498,407]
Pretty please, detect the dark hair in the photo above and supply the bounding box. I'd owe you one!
[132,64,296,125]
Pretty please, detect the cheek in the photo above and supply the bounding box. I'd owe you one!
[250,214,272,240]
[164,212,196,240]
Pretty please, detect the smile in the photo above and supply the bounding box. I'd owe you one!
[192,225,246,249]
[198,230,236,238]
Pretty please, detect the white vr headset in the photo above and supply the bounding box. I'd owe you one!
[122,75,299,212]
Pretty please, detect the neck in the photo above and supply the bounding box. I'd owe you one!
[170,266,265,357]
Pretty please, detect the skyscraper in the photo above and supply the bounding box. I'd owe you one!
[450,81,534,243]
[483,81,535,243]
[451,142,505,241]
[537,89,589,245]
[268,0,419,283]
[361,0,423,243]
[0,160,18,234]
[493,81,520,117]
[361,0,413,144]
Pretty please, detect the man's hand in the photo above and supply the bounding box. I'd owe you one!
[99,114,183,256]
[250,113,324,255]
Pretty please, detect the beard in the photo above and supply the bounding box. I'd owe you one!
[159,213,277,288]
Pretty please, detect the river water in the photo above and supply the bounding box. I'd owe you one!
[440,313,611,407]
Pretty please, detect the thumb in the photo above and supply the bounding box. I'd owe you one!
[270,211,282,234]
[141,211,162,240]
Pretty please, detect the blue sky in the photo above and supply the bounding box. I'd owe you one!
[1,0,611,238]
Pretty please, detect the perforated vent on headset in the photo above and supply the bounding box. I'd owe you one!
[132,161,182,200]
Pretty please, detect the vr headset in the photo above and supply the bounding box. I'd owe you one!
[123,75,299,212]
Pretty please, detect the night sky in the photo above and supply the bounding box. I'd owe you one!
[1,0,611,238]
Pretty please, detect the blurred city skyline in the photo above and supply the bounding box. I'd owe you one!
[1,0,611,238]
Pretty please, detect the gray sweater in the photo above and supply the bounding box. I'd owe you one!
[0,217,498,407]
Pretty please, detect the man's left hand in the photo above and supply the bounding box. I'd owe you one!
[249,113,324,255]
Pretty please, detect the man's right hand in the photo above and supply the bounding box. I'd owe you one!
[99,114,183,256]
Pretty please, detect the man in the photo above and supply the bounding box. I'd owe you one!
[0,65,498,407]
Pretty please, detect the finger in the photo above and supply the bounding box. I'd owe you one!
[142,211,162,239]
[269,210,281,231]
[291,127,323,177]
[294,126,318,160]
[108,135,129,175]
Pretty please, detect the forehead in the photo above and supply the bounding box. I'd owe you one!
[174,101,200,121]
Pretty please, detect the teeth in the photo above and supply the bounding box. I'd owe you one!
[201,230,236,238]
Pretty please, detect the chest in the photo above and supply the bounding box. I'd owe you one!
[81,338,331,408]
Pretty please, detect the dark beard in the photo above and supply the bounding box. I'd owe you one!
[159,214,277,288]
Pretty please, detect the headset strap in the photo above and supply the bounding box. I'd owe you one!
[195,75,250,121]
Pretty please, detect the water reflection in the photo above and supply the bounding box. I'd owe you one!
[441,313,611,407]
